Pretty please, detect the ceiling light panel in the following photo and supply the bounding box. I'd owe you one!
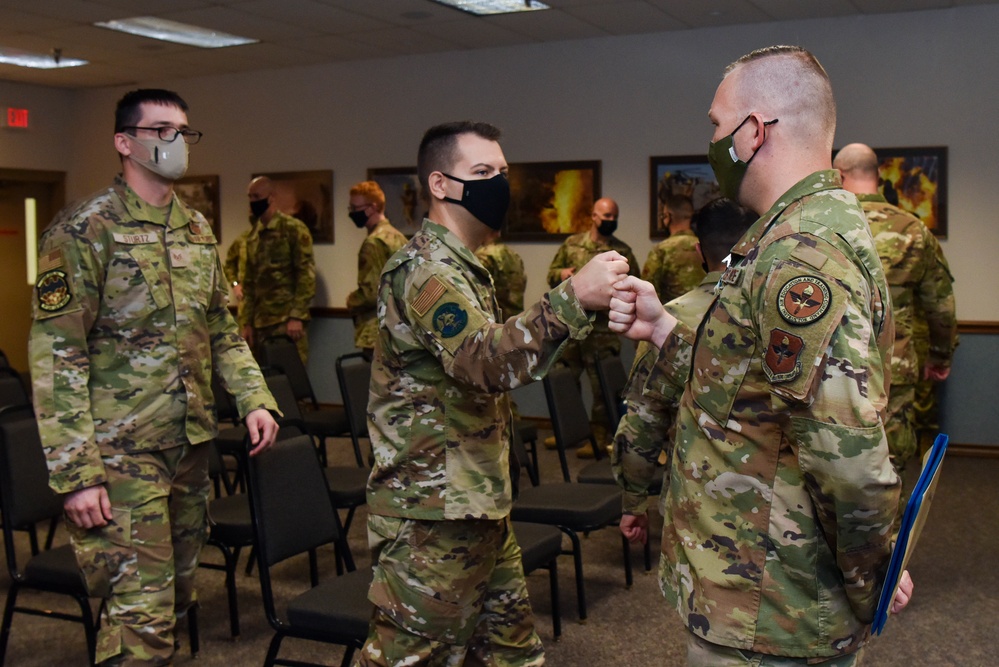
[0,47,88,69]
[94,16,258,48]
[430,0,551,16]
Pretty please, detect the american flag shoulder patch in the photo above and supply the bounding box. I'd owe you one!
[412,275,447,317]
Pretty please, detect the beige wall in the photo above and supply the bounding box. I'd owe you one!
[4,5,998,321]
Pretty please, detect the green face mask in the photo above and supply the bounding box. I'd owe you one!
[707,115,778,201]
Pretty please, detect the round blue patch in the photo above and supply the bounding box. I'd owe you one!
[433,302,468,339]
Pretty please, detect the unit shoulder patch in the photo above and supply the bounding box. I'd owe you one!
[36,270,72,312]
[777,276,830,325]
[433,302,468,339]
[763,328,804,383]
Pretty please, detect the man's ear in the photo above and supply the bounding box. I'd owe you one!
[114,132,133,158]
[748,113,769,152]
[427,171,448,201]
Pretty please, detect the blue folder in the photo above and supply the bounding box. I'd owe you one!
[872,433,949,635]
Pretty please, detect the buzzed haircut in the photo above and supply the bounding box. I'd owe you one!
[350,180,387,212]
[115,89,189,134]
[725,45,836,150]
[694,198,757,267]
[665,194,694,219]
[417,121,502,195]
[832,144,880,179]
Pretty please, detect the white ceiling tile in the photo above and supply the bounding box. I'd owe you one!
[411,17,537,49]
[161,6,323,41]
[0,8,78,33]
[486,8,610,40]
[15,0,133,24]
[235,0,386,33]
[647,0,772,28]
[564,2,687,34]
[749,0,861,21]
[287,34,404,58]
[850,0,953,12]
[345,26,465,54]
[318,0,463,25]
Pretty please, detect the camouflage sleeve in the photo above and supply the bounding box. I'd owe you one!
[28,228,106,494]
[239,236,256,329]
[759,239,899,623]
[405,265,593,392]
[347,237,388,315]
[546,243,571,288]
[289,221,316,321]
[613,342,674,514]
[223,238,241,287]
[916,231,958,367]
[206,249,278,418]
[641,247,664,298]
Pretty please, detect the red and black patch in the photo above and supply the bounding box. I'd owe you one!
[777,276,830,325]
[764,328,804,383]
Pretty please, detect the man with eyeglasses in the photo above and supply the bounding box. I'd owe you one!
[345,180,407,358]
[29,88,279,665]
[241,175,316,363]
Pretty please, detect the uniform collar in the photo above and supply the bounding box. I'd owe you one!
[856,193,888,203]
[421,218,486,270]
[112,175,192,230]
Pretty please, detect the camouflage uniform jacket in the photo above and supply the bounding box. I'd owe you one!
[223,227,252,288]
[641,229,708,304]
[651,171,899,658]
[612,272,720,515]
[346,218,408,350]
[29,177,277,494]
[367,219,593,521]
[547,231,639,333]
[240,210,315,329]
[474,241,527,321]
[857,194,957,385]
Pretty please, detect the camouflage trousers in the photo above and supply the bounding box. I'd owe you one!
[913,376,940,456]
[253,320,309,364]
[686,633,864,666]
[556,333,622,439]
[355,515,544,667]
[885,383,918,527]
[67,443,210,666]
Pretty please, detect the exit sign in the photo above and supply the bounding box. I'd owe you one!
[7,108,29,129]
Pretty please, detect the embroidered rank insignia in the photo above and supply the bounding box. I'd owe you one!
[36,270,72,312]
[777,276,831,325]
[764,328,804,383]
[412,276,447,317]
[721,266,742,285]
[433,302,468,339]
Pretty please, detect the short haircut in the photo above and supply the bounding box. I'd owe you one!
[832,144,880,179]
[417,121,502,195]
[665,194,693,219]
[694,198,757,267]
[115,89,189,133]
[350,180,386,212]
[725,45,836,152]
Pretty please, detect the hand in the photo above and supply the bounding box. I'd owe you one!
[923,363,950,381]
[241,325,255,348]
[64,485,112,529]
[286,318,304,342]
[620,513,649,545]
[569,251,630,311]
[891,570,913,614]
[560,267,576,281]
[232,284,244,302]
[246,408,280,457]
[607,275,677,348]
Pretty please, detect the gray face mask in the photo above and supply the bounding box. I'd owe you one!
[128,134,189,181]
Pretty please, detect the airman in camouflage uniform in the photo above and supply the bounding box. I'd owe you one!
[547,197,640,455]
[835,143,958,484]
[223,226,252,319]
[345,180,408,355]
[475,229,527,320]
[615,198,756,524]
[357,122,630,666]
[611,48,905,664]
[29,89,278,666]
[241,176,316,363]
[642,194,707,304]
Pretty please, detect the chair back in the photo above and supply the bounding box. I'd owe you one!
[595,355,628,429]
[246,435,342,601]
[0,406,63,574]
[0,368,30,411]
[261,337,315,405]
[544,366,601,482]
[336,353,371,444]
[263,374,307,431]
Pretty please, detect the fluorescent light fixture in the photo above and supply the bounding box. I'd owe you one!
[95,16,258,49]
[25,198,37,285]
[0,48,87,69]
[430,0,550,16]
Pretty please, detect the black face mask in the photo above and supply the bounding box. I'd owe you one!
[348,209,369,228]
[249,198,269,220]
[597,218,618,237]
[442,172,510,231]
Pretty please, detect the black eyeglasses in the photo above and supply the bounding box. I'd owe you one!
[347,202,371,212]
[121,126,203,145]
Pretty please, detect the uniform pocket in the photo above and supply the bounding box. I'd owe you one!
[690,296,756,428]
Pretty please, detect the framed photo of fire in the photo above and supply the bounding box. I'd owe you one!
[873,146,948,238]
[503,160,601,241]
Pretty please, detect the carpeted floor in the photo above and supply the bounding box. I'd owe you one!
[2,435,996,666]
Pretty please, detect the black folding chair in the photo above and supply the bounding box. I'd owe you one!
[335,352,372,468]
[245,434,373,667]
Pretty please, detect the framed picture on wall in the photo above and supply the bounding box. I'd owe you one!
[504,160,601,241]
[175,174,221,240]
[873,146,948,238]
[648,155,720,239]
[366,167,425,238]
[253,170,334,244]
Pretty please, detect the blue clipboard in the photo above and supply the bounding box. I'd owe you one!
[871,433,949,635]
